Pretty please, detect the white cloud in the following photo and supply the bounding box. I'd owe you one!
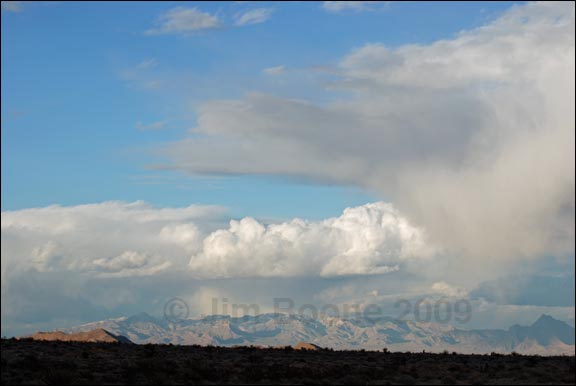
[322,1,389,13]
[135,120,165,131]
[1,200,436,334]
[1,201,432,280]
[1,201,225,233]
[146,7,220,35]
[431,282,468,298]
[1,201,229,280]
[2,202,573,335]
[234,8,273,26]
[163,2,575,270]
[263,65,286,75]
[31,241,63,272]
[189,202,434,278]
[93,251,171,278]
[0,201,225,335]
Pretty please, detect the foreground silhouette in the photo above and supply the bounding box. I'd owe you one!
[1,338,574,385]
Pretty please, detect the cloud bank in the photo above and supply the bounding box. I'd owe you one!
[1,201,431,280]
[1,200,436,334]
[2,201,572,335]
[163,1,575,266]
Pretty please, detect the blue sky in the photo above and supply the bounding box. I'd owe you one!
[1,1,574,337]
[2,1,520,218]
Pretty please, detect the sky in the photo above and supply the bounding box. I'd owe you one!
[1,1,575,337]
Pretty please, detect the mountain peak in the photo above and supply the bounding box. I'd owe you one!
[532,314,565,328]
[125,312,158,324]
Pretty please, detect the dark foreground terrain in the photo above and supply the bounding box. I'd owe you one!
[1,339,574,385]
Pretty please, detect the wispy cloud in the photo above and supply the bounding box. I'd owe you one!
[146,7,220,35]
[263,65,285,75]
[1,1,23,12]
[119,59,163,91]
[136,58,158,70]
[322,1,390,13]
[135,121,166,131]
[234,7,274,26]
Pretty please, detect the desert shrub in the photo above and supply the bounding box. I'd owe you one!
[13,353,44,371]
[41,369,77,385]
[395,374,415,385]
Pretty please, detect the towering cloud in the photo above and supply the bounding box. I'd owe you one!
[163,2,575,265]
[189,202,434,278]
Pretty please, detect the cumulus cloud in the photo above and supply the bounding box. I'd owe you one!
[1,201,225,280]
[234,8,273,26]
[1,201,222,335]
[162,2,575,269]
[431,281,468,298]
[30,241,64,273]
[322,1,389,13]
[189,202,434,278]
[146,7,220,35]
[93,251,172,278]
[1,201,431,280]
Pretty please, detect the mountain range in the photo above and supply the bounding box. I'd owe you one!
[64,312,575,355]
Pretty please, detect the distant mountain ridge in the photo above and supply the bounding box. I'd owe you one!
[66,313,575,355]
